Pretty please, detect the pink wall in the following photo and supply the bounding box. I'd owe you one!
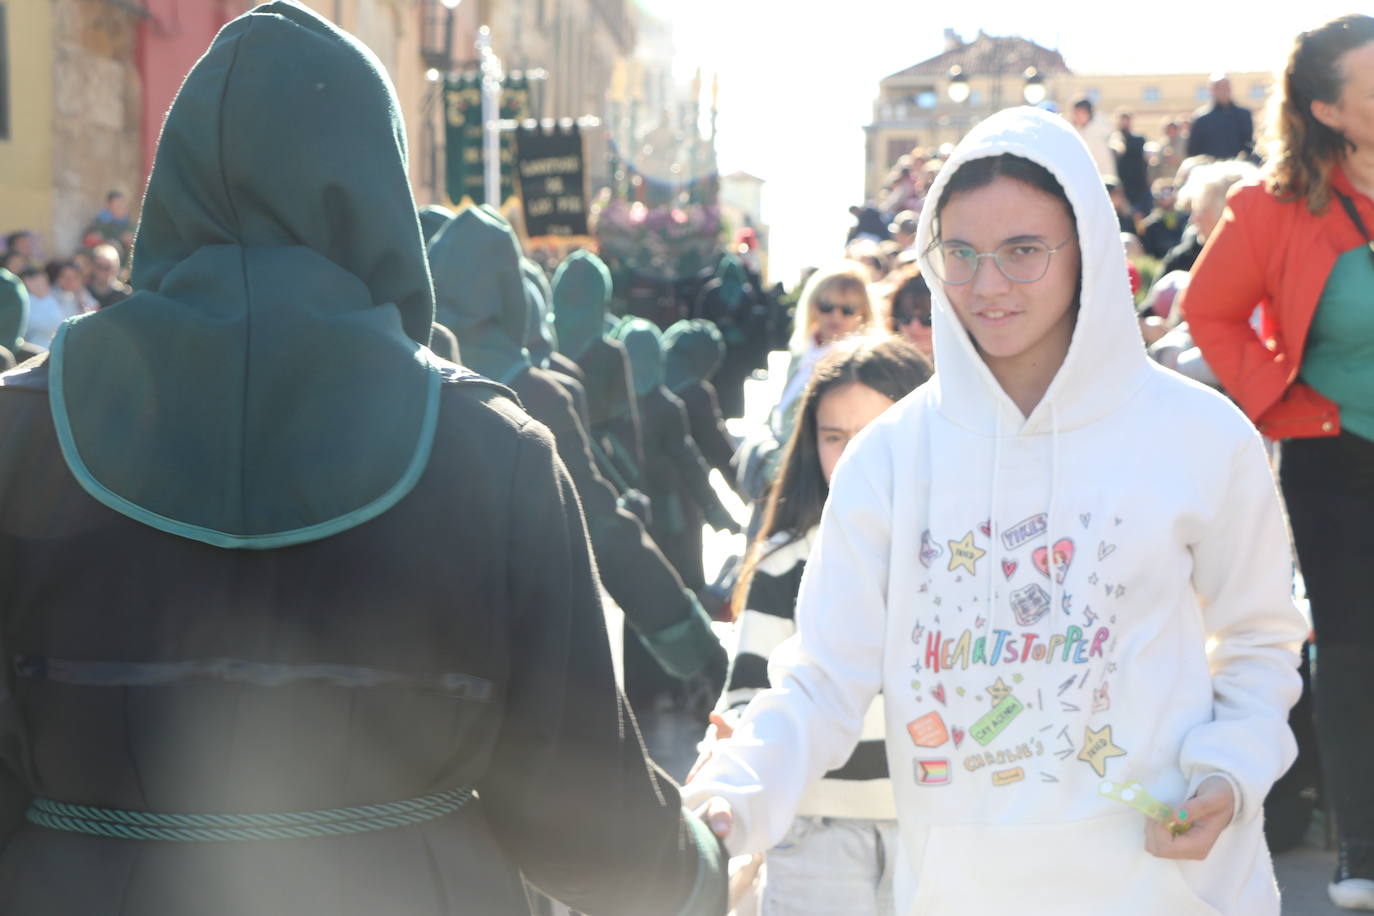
[135,0,238,185]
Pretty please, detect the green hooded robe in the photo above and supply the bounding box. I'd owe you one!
[47,0,445,549]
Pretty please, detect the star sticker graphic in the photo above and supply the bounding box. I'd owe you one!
[1077,724,1127,778]
[947,531,986,575]
[987,677,1012,702]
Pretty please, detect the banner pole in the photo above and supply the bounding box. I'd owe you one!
[477,26,502,206]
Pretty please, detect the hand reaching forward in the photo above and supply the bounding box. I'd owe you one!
[685,711,734,783]
[1144,775,1235,861]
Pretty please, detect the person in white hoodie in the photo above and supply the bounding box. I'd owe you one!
[684,106,1307,916]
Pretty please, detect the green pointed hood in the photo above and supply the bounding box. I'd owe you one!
[48,1,441,549]
[428,205,530,384]
[0,267,29,354]
[522,275,558,366]
[716,253,747,307]
[551,249,612,359]
[520,258,557,364]
[611,316,665,397]
[663,318,724,392]
[419,204,455,243]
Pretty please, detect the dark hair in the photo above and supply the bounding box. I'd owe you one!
[1073,97,1094,117]
[106,190,126,202]
[886,265,931,334]
[933,153,1076,233]
[45,260,77,284]
[732,336,931,615]
[1265,14,1374,213]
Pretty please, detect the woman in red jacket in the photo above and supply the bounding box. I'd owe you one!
[1184,14,1374,911]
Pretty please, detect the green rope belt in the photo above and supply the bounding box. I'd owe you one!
[26,786,474,842]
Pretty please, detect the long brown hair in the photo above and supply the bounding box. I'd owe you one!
[732,336,931,616]
[1265,14,1374,213]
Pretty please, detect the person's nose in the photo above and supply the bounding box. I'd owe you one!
[970,254,1011,297]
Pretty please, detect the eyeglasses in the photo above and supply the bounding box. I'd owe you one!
[926,235,1077,286]
[894,310,933,327]
[816,300,859,317]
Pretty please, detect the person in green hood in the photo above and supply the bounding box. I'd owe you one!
[0,4,725,914]
[0,266,40,369]
[430,200,725,686]
[664,318,741,494]
[522,259,653,523]
[612,317,741,717]
[693,253,759,419]
[418,203,456,244]
[552,249,646,489]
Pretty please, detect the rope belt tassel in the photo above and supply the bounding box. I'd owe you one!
[27,787,474,842]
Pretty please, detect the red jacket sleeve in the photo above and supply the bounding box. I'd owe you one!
[1180,189,1285,423]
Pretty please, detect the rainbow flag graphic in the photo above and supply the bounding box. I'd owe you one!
[916,758,951,786]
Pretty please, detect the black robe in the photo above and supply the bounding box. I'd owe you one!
[511,365,723,682]
[622,387,737,707]
[575,337,645,492]
[0,361,723,916]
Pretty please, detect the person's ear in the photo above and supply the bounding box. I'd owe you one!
[1311,98,1344,135]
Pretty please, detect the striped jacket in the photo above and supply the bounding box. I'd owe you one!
[722,528,895,820]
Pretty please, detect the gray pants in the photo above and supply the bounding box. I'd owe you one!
[760,816,899,916]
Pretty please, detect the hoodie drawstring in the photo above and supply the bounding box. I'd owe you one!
[1047,403,1061,624]
[986,400,1002,648]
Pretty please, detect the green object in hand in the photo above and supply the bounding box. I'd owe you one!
[1098,779,1194,836]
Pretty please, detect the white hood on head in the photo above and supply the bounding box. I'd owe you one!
[915,107,1150,436]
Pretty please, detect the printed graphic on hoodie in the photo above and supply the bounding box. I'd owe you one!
[910,511,1125,787]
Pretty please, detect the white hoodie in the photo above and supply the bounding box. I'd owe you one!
[684,108,1306,916]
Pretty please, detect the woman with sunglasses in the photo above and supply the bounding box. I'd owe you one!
[775,262,874,428]
[885,263,935,359]
[686,106,1305,915]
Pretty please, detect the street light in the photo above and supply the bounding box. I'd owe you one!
[1022,67,1046,106]
[947,65,970,104]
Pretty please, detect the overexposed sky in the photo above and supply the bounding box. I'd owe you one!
[651,1,1357,286]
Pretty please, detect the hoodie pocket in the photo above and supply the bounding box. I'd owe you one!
[909,814,1221,916]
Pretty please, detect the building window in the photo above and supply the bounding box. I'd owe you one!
[1143,86,1160,103]
[1250,83,1267,101]
[969,89,983,106]
[916,89,937,109]
[0,4,8,141]
[1196,85,1210,102]
[1085,87,1100,103]
[888,138,913,167]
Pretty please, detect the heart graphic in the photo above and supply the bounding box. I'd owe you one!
[1080,513,1092,529]
[1031,538,1075,583]
[1098,541,1116,560]
[979,520,992,537]
[919,530,943,568]
[931,683,947,706]
[951,726,965,748]
[1001,559,1017,579]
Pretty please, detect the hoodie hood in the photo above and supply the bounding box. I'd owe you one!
[915,106,1150,438]
[612,317,665,396]
[429,205,530,384]
[551,250,612,359]
[663,318,724,392]
[48,1,441,549]
[0,267,28,353]
[419,204,455,243]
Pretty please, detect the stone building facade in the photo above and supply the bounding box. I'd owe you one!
[0,0,640,259]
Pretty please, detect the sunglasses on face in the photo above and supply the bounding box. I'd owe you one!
[894,309,933,327]
[816,301,859,317]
